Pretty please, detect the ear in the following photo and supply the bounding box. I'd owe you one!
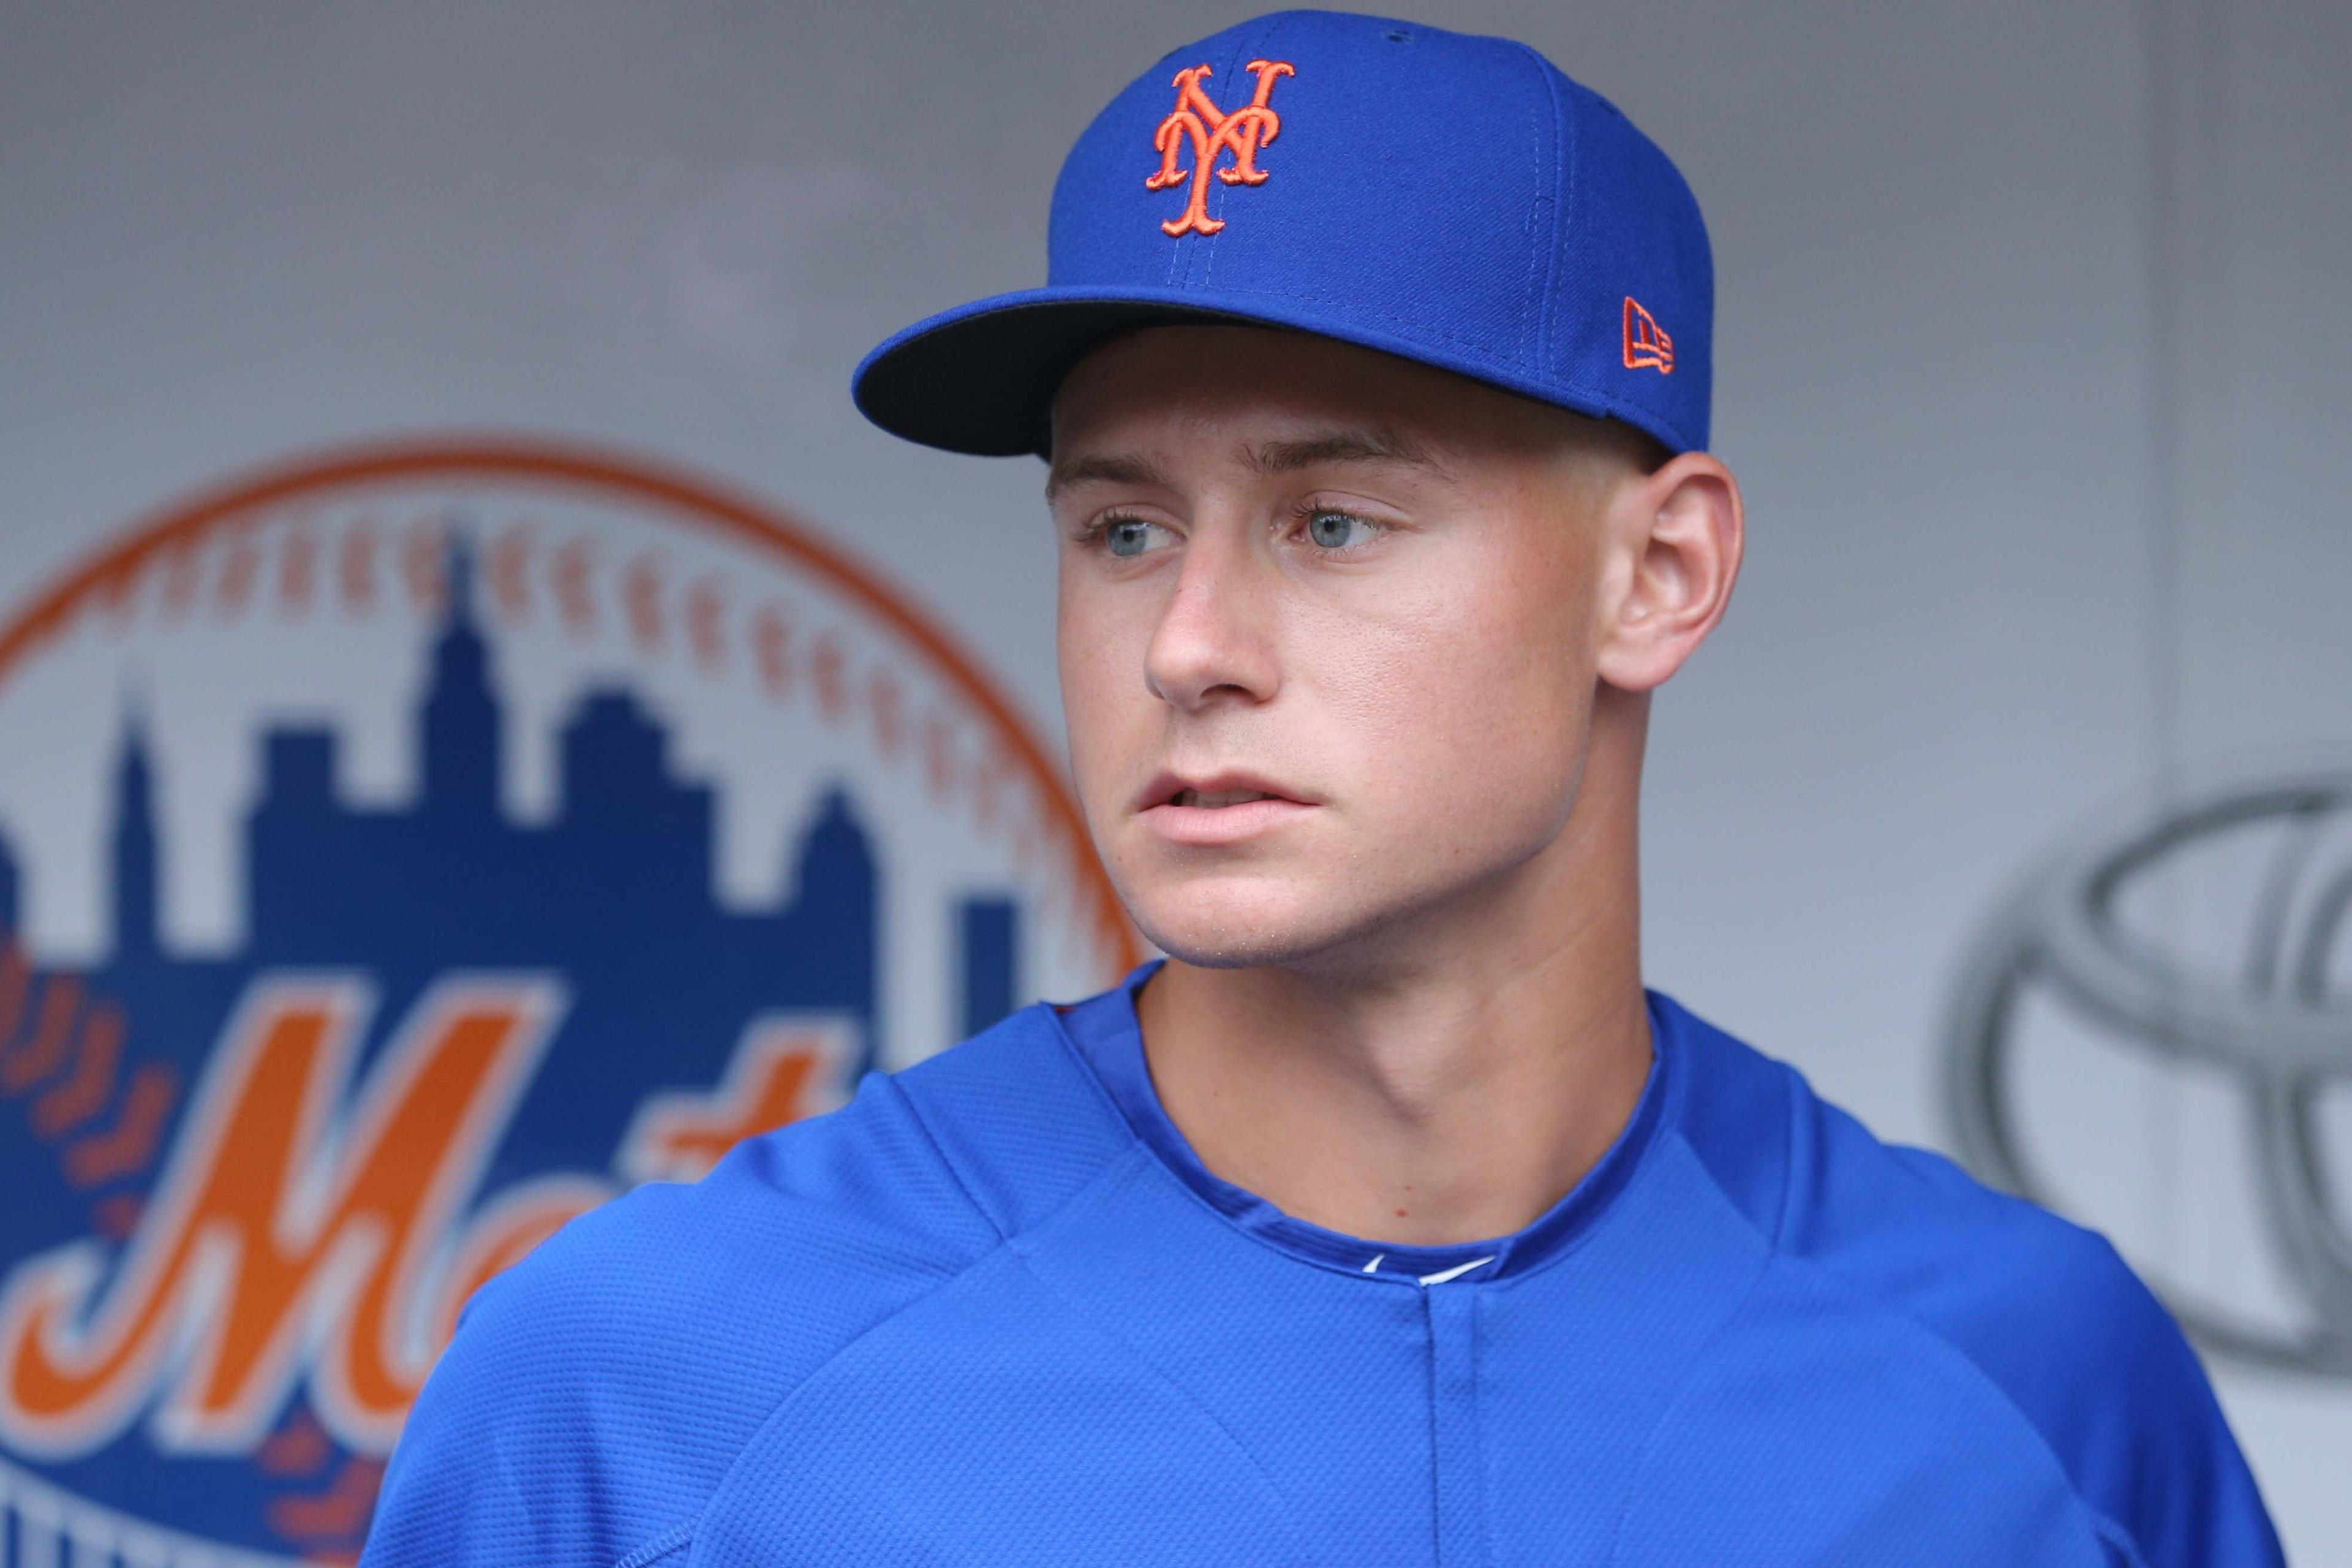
[1591,452,1745,693]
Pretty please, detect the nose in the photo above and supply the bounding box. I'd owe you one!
[1142,522,1280,712]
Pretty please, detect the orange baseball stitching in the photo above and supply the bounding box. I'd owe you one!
[279,524,318,615]
[624,554,665,650]
[216,524,260,618]
[0,973,81,1094]
[339,518,378,611]
[401,520,446,615]
[488,523,535,622]
[0,941,27,1040]
[753,603,793,700]
[551,536,598,635]
[63,1061,179,1187]
[32,999,124,1139]
[91,1191,143,1240]
[687,576,728,673]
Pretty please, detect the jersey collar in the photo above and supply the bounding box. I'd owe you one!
[1054,959,1684,1284]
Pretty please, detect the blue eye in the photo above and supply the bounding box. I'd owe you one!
[1305,510,1378,549]
[1102,518,1170,558]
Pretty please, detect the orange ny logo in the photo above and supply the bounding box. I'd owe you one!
[1145,59,1297,238]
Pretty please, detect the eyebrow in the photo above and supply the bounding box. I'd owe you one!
[1046,424,1453,500]
[1044,451,1174,502]
[1243,426,1453,483]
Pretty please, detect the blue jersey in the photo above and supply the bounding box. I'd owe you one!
[361,962,2282,1567]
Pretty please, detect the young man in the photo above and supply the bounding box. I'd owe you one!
[364,12,2283,1566]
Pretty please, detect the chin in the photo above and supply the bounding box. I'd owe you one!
[1121,878,1379,971]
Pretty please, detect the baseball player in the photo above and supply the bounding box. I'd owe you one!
[363,11,2285,1565]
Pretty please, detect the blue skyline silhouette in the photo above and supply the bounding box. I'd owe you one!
[0,539,1021,1555]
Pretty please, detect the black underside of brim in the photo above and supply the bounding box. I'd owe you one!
[856,300,1279,458]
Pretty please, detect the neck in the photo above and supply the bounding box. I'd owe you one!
[1133,688,1654,1248]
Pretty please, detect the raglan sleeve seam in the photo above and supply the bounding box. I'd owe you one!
[1598,1235,1779,1566]
[1600,1236,2147,1568]
[1771,1249,2173,1568]
[596,1078,1026,1568]
[1668,1077,2262,1568]
[561,1245,1015,1568]
[657,1227,1019,1562]
[1770,1059,1804,1251]
[2089,1510,2157,1568]
[882,1068,1009,1243]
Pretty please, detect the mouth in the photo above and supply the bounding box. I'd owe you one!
[1137,771,1314,813]
[1133,771,1318,845]
[1168,786,1283,809]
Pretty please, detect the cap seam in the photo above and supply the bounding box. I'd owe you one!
[1515,40,1571,372]
[1504,39,1558,371]
[1198,13,1287,293]
[1186,25,1254,288]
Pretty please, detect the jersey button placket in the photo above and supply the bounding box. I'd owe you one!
[1421,1272,1492,1568]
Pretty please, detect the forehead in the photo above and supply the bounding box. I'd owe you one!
[1047,324,1574,473]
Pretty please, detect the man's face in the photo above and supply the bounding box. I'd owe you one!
[1050,325,1641,973]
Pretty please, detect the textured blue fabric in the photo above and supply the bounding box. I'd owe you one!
[361,962,2283,1567]
[851,10,1714,458]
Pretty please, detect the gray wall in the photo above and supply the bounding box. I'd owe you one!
[6,1,2348,1558]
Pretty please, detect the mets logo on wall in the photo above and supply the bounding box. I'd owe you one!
[0,439,1138,1564]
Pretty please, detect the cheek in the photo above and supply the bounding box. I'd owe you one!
[1308,551,1594,834]
[1056,575,1147,809]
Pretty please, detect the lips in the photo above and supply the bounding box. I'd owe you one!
[1133,770,1318,846]
[1172,786,1277,808]
[1136,771,1314,813]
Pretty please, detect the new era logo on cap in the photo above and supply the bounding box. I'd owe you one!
[1623,297,1673,374]
[852,10,1714,458]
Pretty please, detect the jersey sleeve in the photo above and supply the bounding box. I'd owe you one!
[359,1068,1002,1567]
[1861,1143,2284,1567]
[1670,1018,2286,1568]
[2013,1222,2284,1568]
[360,1251,663,1568]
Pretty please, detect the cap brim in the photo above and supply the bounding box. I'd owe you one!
[854,288,1306,458]
[853,284,1692,459]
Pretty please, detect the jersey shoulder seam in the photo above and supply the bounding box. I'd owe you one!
[1042,1001,1146,1136]
[882,1067,1009,1243]
[888,1005,1142,1245]
[1770,1055,1804,1249]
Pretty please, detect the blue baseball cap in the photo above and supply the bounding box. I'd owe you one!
[852,9,1712,458]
